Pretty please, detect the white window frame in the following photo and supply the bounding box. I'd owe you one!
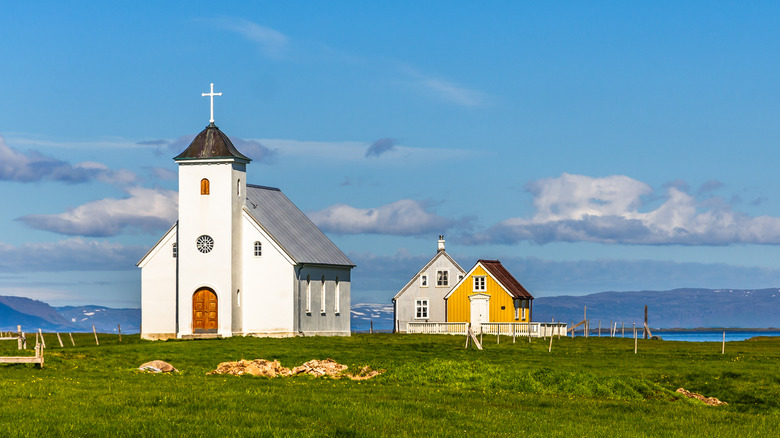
[321,276,326,314]
[415,299,429,319]
[306,275,311,314]
[334,277,340,314]
[253,241,262,257]
[436,270,449,287]
[473,276,486,292]
[420,274,428,287]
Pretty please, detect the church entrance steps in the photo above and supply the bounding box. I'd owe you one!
[181,334,223,340]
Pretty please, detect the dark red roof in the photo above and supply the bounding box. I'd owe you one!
[479,259,533,300]
[174,123,251,162]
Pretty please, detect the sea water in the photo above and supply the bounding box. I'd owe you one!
[648,330,780,342]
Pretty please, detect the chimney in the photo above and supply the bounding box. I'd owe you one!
[437,235,445,252]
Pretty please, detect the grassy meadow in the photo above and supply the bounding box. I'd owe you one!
[1,332,779,437]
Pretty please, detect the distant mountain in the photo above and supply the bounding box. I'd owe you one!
[0,296,139,333]
[0,296,77,331]
[533,288,780,329]
[55,306,140,334]
[2,288,777,334]
[351,303,394,331]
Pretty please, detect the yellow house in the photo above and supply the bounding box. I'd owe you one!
[444,260,533,324]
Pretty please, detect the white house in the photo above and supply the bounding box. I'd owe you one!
[137,96,354,340]
[391,236,465,332]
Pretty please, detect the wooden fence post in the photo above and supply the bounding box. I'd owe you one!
[370,321,373,334]
[38,329,46,349]
[634,327,637,354]
[93,325,100,346]
[722,331,725,354]
[622,322,624,338]
[17,325,23,350]
[69,333,76,346]
[512,324,516,344]
[57,333,64,348]
[118,324,122,342]
[548,329,553,352]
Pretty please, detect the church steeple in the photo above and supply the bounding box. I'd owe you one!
[174,82,251,162]
[173,124,251,162]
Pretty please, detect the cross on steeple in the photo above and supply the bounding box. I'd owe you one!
[202,83,222,124]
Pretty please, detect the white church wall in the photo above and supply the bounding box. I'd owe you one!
[177,161,244,337]
[230,163,246,333]
[241,213,296,336]
[138,225,178,340]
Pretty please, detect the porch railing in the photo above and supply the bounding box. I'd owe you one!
[406,321,567,337]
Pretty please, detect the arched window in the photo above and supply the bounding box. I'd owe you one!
[254,241,262,257]
[334,277,340,314]
[306,275,311,313]
[237,179,241,196]
[172,242,178,258]
[321,276,326,314]
[201,178,210,195]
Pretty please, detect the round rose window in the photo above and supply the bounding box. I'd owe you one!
[196,235,214,253]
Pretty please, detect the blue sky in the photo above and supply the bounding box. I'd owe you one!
[4,2,780,307]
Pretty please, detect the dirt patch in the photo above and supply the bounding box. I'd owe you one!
[209,359,292,377]
[209,358,383,380]
[676,388,727,406]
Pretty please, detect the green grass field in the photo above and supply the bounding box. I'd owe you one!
[1,333,778,437]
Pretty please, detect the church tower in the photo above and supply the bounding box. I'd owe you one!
[173,84,251,337]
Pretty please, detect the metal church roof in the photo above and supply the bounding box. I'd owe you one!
[174,123,251,162]
[244,184,355,267]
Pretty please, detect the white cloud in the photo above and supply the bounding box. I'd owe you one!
[0,238,144,272]
[17,187,178,237]
[420,77,489,107]
[399,65,490,107]
[212,17,289,57]
[0,135,137,185]
[259,138,471,164]
[309,199,454,236]
[472,173,780,246]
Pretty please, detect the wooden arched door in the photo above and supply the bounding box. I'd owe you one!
[193,288,218,333]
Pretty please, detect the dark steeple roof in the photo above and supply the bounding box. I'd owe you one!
[174,123,251,162]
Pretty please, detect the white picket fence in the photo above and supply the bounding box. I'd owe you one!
[407,322,567,337]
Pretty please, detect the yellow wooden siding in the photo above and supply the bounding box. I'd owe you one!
[446,265,530,323]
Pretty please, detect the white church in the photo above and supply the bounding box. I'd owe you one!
[137,85,354,340]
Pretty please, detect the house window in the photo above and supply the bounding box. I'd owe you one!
[254,241,262,257]
[306,275,311,314]
[458,274,464,282]
[172,243,177,258]
[321,276,326,314]
[415,299,429,319]
[200,178,210,195]
[334,277,340,314]
[420,275,428,287]
[237,179,241,196]
[437,270,448,287]
[474,276,486,292]
[237,289,241,307]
